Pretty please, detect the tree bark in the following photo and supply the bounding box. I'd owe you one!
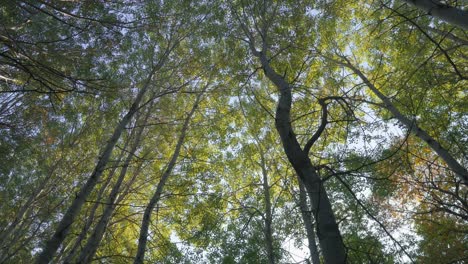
[298,178,321,264]
[260,152,275,264]
[61,136,131,264]
[133,90,205,264]
[256,51,346,263]
[401,0,468,30]
[77,103,153,263]
[341,59,468,184]
[35,70,155,264]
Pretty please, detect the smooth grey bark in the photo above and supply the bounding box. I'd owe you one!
[35,70,155,264]
[252,50,346,263]
[401,0,468,30]
[259,152,275,264]
[77,104,152,264]
[298,178,321,264]
[133,90,205,264]
[339,58,468,184]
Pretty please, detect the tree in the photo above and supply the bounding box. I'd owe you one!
[35,65,155,264]
[322,55,468,183]
[76,101,154,263]
[134,84,206,264]
[230,1,347,262]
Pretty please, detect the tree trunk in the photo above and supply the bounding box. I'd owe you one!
[77,103,153,263]
[401,0,468,30]
[35,70,155,264]
[134,90,205,264]
[62,139,130,264]
[342,60,468,184]
[257,52,346,263]
[298,178,321,264]
[260,153,275,264]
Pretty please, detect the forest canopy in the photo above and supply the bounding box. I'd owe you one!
[0,1,467,263]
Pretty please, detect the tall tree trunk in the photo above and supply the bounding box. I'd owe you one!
[340,58,468,184]
[401,0,468,30]
[62,166,117,263]
[256,51,346,263]
[260,152,275,264]
[62,137,131,264]
[298,178,321,264]
[35,70,155,264]
[77,103,153,263]
[133,90,205,264]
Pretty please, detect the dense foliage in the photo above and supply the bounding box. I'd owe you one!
[0,1,466,263]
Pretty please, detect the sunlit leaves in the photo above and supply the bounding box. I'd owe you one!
[1,0,467,263]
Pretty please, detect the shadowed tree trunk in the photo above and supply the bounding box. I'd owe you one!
[236,1,347,260]
[246,47,346,264]
[253,46,346,262]
[61,159,120,264]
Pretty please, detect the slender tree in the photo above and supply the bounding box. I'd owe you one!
[325,55,468,184]
[134,86,206,264]
[259,148,276,264]
[76,102,154,263]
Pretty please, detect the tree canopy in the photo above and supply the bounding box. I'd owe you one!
[0,1,466,263]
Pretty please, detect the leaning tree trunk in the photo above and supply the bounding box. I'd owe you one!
[297,178,321,264]
[62,137,131,264]
[77,102,153,263]
[61,169,114,263]
[255,50,346,263]
[35,70,155,264]
[401,0,468,30]
[134,90,205,264]
[340,59,468,184]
